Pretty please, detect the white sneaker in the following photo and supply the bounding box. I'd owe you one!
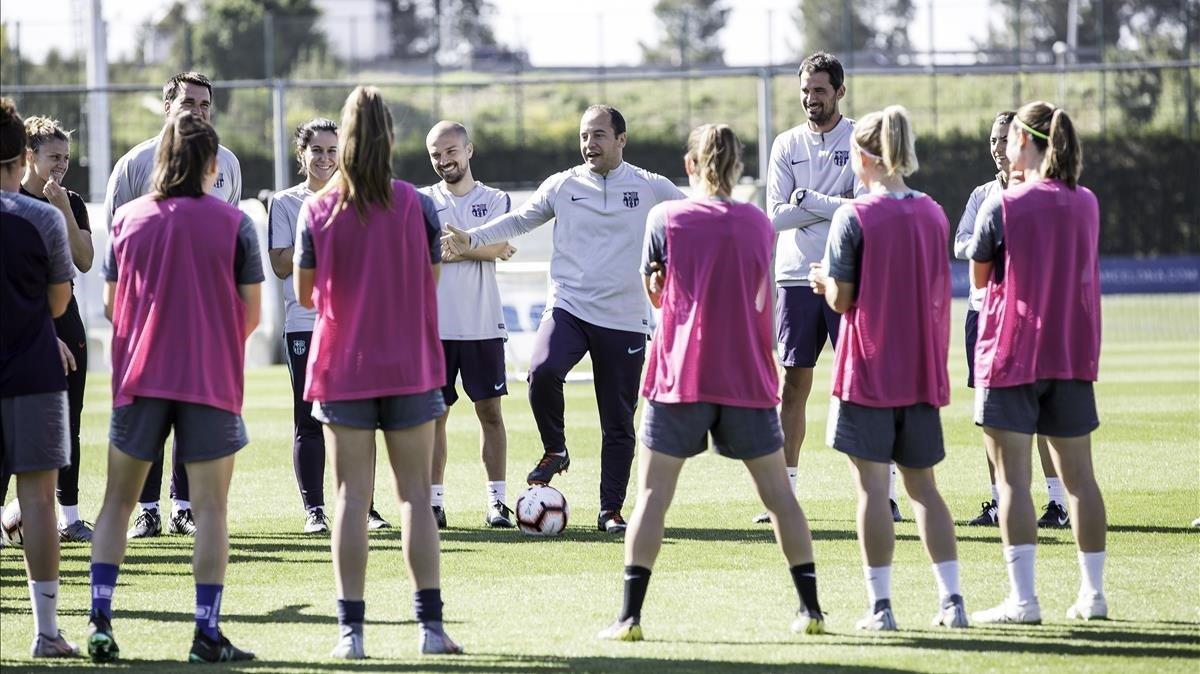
[419,624,463,655]
[972,597,1042,625]
[1066,593,1108,620]
[330,630,366,659]
[855,606,898,631]
[932,596,969,628]
[31,631,79,658]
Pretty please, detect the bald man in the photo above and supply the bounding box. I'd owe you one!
[421,121,517,529]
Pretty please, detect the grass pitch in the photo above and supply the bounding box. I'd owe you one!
[2,295,1198,673]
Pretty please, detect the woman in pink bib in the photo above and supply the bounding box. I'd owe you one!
[809,106,967,632]
[967,101,1107,625]
[293,87,460,657]
[90,113,263,663]
[596,124,825,642]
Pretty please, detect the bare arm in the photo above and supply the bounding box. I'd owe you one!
[643,262,665,309]
[971,260,994,290]
[237,283,261,338]
[103,281,115,321]
[269,247,294,279]
[825,279,855,314]
[443,241,514,263]
[431,262,441,284]
[44,185,95,272]
[295,267,315,310]
[48,281,71,318]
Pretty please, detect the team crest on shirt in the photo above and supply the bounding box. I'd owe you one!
[623,191,640,208]
[292,339,307,356]
[215,172,225,189]
[471,203,488,218]
[833,151,849,167]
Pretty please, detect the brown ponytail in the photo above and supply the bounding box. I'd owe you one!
[1014,101,1082,188]
[150,112,220,200]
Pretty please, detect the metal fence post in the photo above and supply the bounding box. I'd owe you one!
[272,79,287,192]
[757,68,773,191]
[85,1,110,203]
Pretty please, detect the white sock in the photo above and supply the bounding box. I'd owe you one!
[932,560,962,601]
[58,504,79,528]
[431,485,445,508]
[864,565,892,606]
[787,467,799,495]
[1046,477,1066,507]
[888,465,897,501]
[1003,544,1037,603]
[1078,550,1106,597]
[990,483,1000,505]
[28,579,59,636]
[139,501,159,513]
[173,499,190,513]
[487,481,506,505]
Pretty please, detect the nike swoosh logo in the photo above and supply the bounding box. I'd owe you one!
[494,383,505,390]
[436,207,449,212]
[42,593,56,599]
[791,158,809,165]
[627,346,644,355]
[571,196,587,202]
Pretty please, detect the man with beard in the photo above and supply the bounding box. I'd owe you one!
[421,121,517,529]
[442,105,685,534]
[762,53,903,524]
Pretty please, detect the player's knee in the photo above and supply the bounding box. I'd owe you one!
[475,401,504,428]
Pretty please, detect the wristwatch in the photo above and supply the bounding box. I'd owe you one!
[792,188,808,206]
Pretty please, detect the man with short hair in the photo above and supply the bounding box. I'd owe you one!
[104,71,242,539]
[444,105,685,534]
[956,110,1070,530]
[421,120,516,529]
[764,52,902,524]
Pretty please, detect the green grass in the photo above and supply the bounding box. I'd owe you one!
[2,295,1198,672]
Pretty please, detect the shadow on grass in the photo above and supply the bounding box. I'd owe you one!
[0,601,416,626]
[1108,523,1199,535]
[0,653,921,673]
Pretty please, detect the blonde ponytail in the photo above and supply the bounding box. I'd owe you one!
[686,123,743,197]
[853,106,918,177]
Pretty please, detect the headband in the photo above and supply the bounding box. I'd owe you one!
[851,137,881,160]
[1015,117,1049,141]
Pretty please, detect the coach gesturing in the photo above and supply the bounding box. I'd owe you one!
[444,105,684,534]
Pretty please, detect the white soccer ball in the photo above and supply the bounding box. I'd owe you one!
[516,485,569,537]
[1,500,23,546]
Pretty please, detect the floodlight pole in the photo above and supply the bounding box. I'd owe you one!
[272,80,287,192]
[85,0,110,203]
[757,68,773,195]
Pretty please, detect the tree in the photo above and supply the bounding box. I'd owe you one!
[386,0,500,62]
[980,0,1190,60]
[194,0,326,81]
[641,0,731,67]
[793,0,914,59]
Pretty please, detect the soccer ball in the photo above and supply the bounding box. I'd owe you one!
[1,500,23,546]
[515,485,569,536]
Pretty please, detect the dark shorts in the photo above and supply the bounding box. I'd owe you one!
[827,398,945,469]
[964,308,979,389]
[109,397,248,463]
[442,338,507,406]
[640,401,784,460]
[313,389,446,430]
[1,392,69,474]
[975,379,1099,437]
[776,285,842,368]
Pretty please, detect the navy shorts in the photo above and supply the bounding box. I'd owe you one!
[975,379,1099,437]
[110,397,248,463]
[777,285,842,368]
[313,389,446,431]
[442,338,507,406]
[827,398,945,469]
[964,308,979,389]
[640,401,784,460]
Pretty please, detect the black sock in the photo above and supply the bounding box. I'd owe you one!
[790,562,822,616]
[337,599,365,630]
[413,588,443,625]
[873,598,892,613]
[620,565,652,621]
